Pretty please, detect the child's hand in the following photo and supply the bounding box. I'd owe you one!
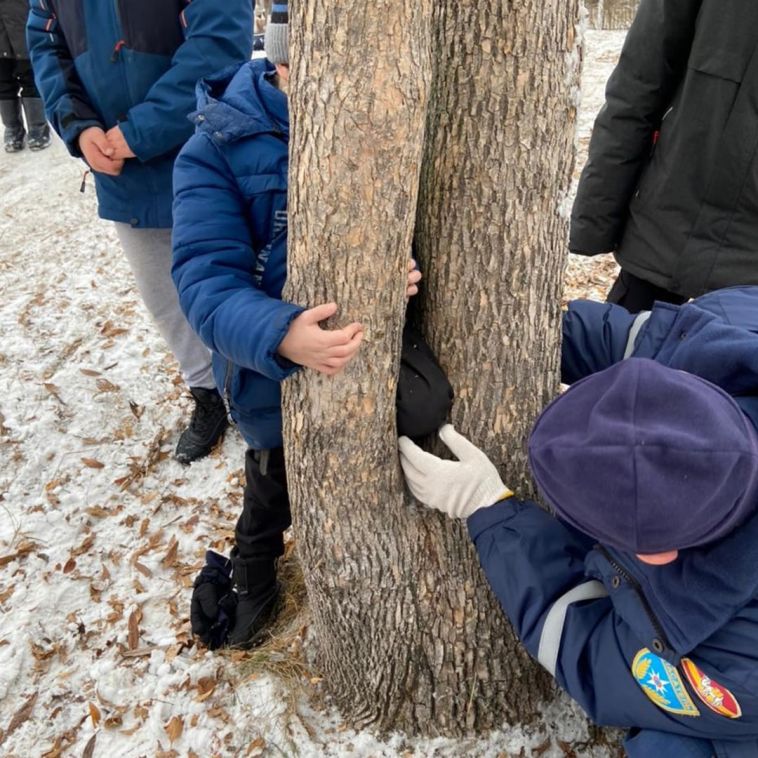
[278,303,364,376]
[78,127,125,176]
[407,259,422,298]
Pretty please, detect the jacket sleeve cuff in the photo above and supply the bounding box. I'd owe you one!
[117,118,150,162]
[467,497,522,540]
[63,118,105,158]
[260,304,305,381]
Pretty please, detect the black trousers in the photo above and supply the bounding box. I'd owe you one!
[236,447,291,562]
[607,269,687,314]
[0,59,39,100]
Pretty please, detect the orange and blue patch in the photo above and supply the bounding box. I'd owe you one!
[681,658,742,719]
[632,648,700,717]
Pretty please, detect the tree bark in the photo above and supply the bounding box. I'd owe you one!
[284,0,582,737]
[586,0,640,30]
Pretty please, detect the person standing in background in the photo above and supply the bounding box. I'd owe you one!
[27,1,254,463]
[571,0,758,313]
[0,0,49,152]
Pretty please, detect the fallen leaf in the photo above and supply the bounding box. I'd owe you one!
[96,378,120,393]
[104,714,123,729]
[134,561,152,578]
[72,534,95,557]
[86,505,111,518]
[164,715,183,743]
[63,558,76,574]
[43,383,66,404]
[81,458,105,469]
[2,692,37,744]
[82,733,96,758]
[162,538,178,568]
[127,607,142,650]
[88,702,101,728]
[195,677,216,702]
[80,369,101,377]
[245,736,266,756]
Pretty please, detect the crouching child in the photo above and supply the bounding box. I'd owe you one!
[400,357,758,757]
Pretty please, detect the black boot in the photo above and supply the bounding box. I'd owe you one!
[175,387,229,464]
[1,99,25,152]
[21,98,51,151]
[226,549,280,649]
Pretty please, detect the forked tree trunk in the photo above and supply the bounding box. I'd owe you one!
[284,0,582,736]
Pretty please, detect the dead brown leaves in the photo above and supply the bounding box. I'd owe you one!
[127,607,143,650]
[114,428,170,491]
[164,715,183,743]
[0,692,37,746]
[0,538,37,567]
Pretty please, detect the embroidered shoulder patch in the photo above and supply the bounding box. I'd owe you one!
[681,658,742,719]
[632,648,700,717]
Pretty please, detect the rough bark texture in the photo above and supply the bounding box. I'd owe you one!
[586,0,640,30]
[283,0,581,737]
[412,0,583,728]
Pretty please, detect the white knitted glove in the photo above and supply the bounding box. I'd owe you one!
[398,425,513,519]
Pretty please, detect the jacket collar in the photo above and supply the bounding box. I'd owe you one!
[587,506,758,657]
[191,59,288,144]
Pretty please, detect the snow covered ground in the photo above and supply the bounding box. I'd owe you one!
[0,31,625,758]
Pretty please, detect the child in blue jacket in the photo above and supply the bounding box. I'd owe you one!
[399,290,758,758]
[28,0,254,464]
[172,5,429,649]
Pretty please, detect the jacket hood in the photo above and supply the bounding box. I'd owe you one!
[191,59,288,143]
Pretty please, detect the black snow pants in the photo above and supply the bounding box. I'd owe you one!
[235,447,291,562]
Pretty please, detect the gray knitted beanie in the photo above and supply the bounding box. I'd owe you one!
[265,3,289,65]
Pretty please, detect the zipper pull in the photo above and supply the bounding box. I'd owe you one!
[80,169,90,193]
[111,39,126,62]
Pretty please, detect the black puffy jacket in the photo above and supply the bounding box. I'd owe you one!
[0,0,28,60]
[571,0,758,298]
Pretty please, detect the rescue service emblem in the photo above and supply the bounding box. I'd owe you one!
[632,648,700,717]
[681,658,742,719]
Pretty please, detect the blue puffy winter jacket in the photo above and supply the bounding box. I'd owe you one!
[470,286,758,757]
[27,0,253,228]
[172,60,303,449]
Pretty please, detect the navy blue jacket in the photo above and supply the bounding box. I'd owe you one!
[471,286,758,756]
[172,60,303,449]
[562,285,758,428]
[27,0,253,228]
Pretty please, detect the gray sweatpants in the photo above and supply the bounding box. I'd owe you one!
[115,223,214,390]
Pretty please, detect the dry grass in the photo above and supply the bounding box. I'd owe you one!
[232,542,313,689]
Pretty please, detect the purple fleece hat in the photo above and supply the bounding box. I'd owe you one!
[528,358,758,554]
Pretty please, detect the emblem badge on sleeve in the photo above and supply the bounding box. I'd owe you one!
[632,648,700,717]
[681,658,742,719]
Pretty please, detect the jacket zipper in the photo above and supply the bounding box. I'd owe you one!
[222,360,234,423]
[597,545,671,651]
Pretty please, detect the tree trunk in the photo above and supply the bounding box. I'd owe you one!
[284,0,581,737]
[586,0,640,30]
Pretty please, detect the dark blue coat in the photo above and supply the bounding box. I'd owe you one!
[27,0,253,228]
[172,60,303,450]
[471,286,758,756]
[562,285,758,428]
